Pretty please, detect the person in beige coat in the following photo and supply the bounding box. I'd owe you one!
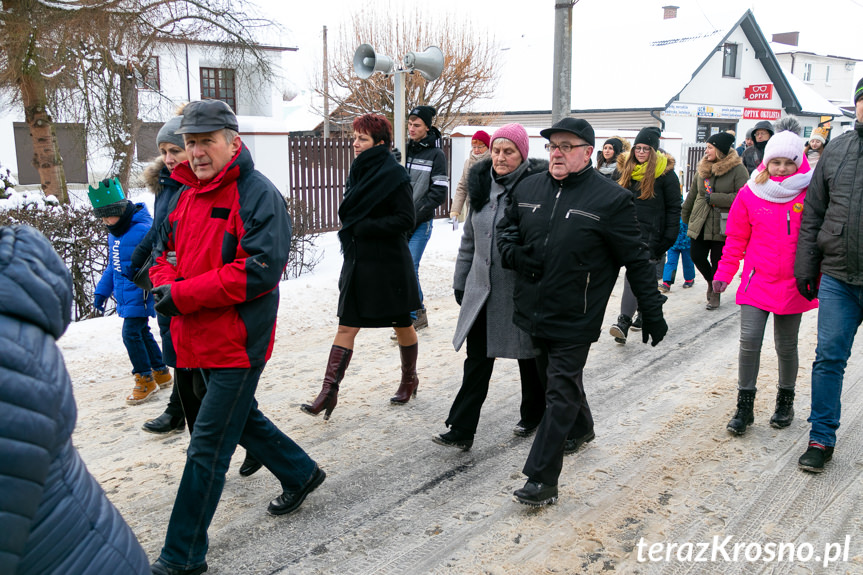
[450,130,491,220]
[681,132,748,310]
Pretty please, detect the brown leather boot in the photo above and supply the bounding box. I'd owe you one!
[391,343,419,404]
[301,345,353,420]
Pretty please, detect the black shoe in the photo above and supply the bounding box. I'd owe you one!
[769,388,795,429]
[151,559,207,575]
[267,466,326,516]
[798,443,834,473]
[630,313,643,331]
[727,389,756,435]
[239,452,263,477]
[512,420,540,437]
[142,412,185,434]
[609,314,632,344]
[513,480,558,506]
[564,430,596,455]
[432,429,474,451]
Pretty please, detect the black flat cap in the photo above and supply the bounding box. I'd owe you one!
[540,117,595,147]
[175,100,239,134]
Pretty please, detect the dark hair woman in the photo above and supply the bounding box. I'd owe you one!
[301,114,421,420]
[595,136,629,178]
[432,124,561,451]
[609,127,681,343]
[681,130,749,310]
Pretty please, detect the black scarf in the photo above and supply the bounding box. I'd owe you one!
[338,145,409,247]
[105,201,139,237]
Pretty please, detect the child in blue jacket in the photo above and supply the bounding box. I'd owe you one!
[90,179,170,405]
[660,219,696,292]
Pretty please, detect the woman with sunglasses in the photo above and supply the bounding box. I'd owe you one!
[609,127,681,344]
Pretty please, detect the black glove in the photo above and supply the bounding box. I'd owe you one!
[454,289,464,306]
[93,294,107,313]
[152,284,182,317]
[796,277,818,301]
[512,245,543,280]
[641,314,668,347]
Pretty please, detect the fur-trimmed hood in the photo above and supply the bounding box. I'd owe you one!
[141,157,167,195]
[468,157,549,212]
[615,150,676,175]
[697,148,743,179]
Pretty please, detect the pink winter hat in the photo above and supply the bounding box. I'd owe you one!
[491,123,529,161]
[472,130,491,148]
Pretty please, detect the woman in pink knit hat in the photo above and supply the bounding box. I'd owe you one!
[712,119,818,437]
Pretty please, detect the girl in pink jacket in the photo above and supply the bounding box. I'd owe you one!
[712,122,818,436]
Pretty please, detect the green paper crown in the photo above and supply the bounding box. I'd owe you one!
[88,177,125,209]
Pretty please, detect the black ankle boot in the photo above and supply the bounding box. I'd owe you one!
[769,388,795,428]
[239,451,262,477]
[609,314,632,344]
[142,411,185,434]
[727,389,756,435]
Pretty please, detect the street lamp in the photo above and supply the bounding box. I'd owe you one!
[353,44,444,164]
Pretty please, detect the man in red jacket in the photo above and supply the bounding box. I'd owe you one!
[148,100,324,575]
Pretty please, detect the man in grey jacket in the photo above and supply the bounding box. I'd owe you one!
[794,78,863,473]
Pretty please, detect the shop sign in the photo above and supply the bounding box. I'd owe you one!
[743,107,781,120]
[744,84,774,100]
[663,103,743,118]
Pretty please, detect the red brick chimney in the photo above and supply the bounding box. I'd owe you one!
[662,5,679,19]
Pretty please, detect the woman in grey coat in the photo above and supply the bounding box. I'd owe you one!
[433,124,548,451]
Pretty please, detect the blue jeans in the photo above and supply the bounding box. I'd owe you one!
[122,316,165,375]
[808,274,863,447]
[663,247,695,284]
[407,220,433,319]
[158,366,317,570]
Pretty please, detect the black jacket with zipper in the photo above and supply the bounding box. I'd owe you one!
[497,165,665,343]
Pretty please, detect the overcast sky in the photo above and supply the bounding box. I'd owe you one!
[253,0,863,103]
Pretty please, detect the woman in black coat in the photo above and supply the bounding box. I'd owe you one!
[301,114,421,420]
[610,127,681,344]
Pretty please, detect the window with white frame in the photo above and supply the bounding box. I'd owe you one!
[722,43,738,78]
[803,62,812,82]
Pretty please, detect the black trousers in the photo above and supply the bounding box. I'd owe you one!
[690,232,725,285]
[523,338,593,486]
[445,305,545,435]
[175,368,206,433]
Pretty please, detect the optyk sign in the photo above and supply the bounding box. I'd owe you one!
[744,84,774,101]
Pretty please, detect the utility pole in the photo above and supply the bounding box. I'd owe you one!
[552,1,576,124]
[323,26,330,138]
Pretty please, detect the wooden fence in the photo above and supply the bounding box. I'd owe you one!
[288,136,453,233]
[683,143,707,193]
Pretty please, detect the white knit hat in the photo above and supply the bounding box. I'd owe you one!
[763,130,804,168]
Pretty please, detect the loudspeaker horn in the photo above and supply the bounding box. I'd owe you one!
[404,46,444,81]
[353,44,394,79]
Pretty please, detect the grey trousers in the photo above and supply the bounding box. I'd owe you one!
[738,304,802,391]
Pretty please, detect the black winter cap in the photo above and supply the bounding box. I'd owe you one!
[706,132,735,155]
[540,117,595,147]
[855,77,863,103]
[175,100,239,134]
[408,105,436,129]
[634,127,662,151]
[604,138,623,155]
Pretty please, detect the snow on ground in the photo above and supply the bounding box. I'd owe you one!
[59,218,863,574]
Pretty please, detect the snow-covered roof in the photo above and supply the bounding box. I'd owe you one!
[781,71,846,116]
[770,42,862,62]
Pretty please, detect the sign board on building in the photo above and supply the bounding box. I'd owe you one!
[743,108,781,120]
[663,103,743,119]
[744,84,774,100]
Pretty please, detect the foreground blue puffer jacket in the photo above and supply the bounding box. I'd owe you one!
[0,225,149,575]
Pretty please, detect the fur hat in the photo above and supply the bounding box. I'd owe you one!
[472,130,491,149]
[540,117,595,147]
[88,178,131,218]
[706,132,735,155]
[157,116,185,149]
[491,123,529,161]
[763,130,804,168]
[408,105,436,129]
[809,126,828,145]
[634,127,662,151]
